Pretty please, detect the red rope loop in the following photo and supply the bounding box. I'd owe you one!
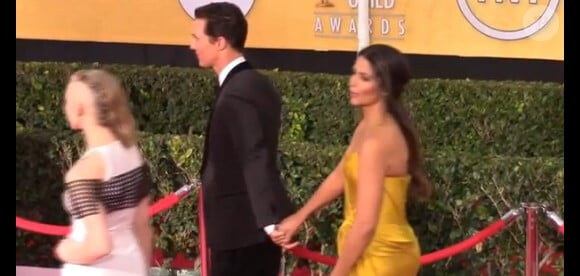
[16,193,183,236]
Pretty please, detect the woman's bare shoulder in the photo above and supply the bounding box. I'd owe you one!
[64,153,105,184]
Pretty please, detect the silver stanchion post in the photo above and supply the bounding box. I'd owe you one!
[541,204,564,236]
[174,179,201,198]
[501,207,524,225]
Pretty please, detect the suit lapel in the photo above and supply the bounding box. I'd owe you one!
[199,61,253,179]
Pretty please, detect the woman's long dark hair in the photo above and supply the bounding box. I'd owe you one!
[358,44,433,202]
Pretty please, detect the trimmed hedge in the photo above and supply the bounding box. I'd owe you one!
[16,129,564,275]
[16,61,563,157]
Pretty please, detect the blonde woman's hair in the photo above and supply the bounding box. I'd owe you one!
[69,69,137,148]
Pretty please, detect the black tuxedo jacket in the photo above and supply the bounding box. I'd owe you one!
[199,61,295,250]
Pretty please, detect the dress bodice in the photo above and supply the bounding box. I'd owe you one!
[335,152,422,276]
[62,164,151,238]
[62,141,151,233]
[340,152,418,246]
[60,141,151,276]
[336,151,423,275]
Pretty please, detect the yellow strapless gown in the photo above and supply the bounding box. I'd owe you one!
[337,153,421,276]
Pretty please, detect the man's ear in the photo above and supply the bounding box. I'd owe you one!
[216,36,228,51]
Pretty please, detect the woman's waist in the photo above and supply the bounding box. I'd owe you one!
[339,220,418,242]
[68,226,136,240]
[338,222,420,257]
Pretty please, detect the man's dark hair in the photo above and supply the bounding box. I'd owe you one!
[194,2,248,52]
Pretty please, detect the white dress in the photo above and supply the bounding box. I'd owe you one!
[60,141,151,276]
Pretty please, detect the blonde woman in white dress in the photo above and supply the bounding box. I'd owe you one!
[55,69,153,276]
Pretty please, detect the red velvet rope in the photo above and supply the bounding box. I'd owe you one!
[285,219,508,266]
[419,219,506,264]
[16,193,181,236]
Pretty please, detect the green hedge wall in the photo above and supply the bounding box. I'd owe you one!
[16,61,564,157]
[16,129,564,275]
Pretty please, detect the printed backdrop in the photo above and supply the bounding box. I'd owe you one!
[16,0,563,60]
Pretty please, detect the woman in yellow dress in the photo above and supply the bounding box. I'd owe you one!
[272,44,433,276]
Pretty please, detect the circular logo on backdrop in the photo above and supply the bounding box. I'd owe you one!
[457,0,560,41]
[179,0,255,19]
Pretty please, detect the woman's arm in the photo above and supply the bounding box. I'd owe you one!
[273,125,363,246]
[293,124,363,223]
[273,152,349,247]
[294,158,347,221]
[331,136,386,276]
[133,196,154,266]
[55,154,112,265]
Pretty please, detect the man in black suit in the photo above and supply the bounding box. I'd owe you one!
[189,2,295,275]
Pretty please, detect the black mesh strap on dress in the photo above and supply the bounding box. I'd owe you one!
[99,164,153,213]
[136,164,153,200]
[66,179,103,219]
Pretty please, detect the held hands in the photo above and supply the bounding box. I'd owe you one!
[268,214,347,276]
[268,213,304,249]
